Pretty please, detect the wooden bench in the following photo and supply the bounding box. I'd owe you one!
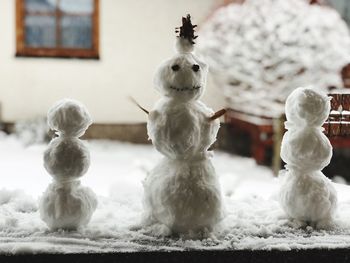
[225,93,350,172]
[225,109,275,165]
[325,93,350,140]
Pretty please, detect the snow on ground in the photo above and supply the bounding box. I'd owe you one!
[1,133,350,253]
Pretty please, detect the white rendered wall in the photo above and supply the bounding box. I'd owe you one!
[0,0,225,123]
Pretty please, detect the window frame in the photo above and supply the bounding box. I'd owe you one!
[15,0,100,59]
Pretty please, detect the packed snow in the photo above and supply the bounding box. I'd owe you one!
[40,99,97,230]
[144,15,223,234]
[279,88,337,227]
[1,133,350,253]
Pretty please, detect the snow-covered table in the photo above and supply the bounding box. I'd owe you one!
[0,135,350,261]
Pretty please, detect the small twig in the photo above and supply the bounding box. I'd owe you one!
[176,14,197,45]
[208,109,226,121]
[129,96,149,115]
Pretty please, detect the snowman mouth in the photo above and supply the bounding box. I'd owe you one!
[170,86,201,92]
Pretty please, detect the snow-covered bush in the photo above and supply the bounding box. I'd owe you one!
[198,0,350,117]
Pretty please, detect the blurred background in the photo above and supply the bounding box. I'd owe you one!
[1,0,350,180]
[0,0,224,127]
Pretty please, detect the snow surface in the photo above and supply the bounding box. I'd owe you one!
[1,133,350,253]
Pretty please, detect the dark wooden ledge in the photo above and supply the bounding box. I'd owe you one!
[1,249,350,263]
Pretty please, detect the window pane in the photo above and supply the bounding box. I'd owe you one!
[60,15,92,49]
[25,0,56,13]
[25,15,56,48]
[59,0,93,14]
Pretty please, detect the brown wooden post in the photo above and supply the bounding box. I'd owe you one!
[272,115,285,176]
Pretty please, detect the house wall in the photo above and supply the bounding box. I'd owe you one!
[0,0,225,124]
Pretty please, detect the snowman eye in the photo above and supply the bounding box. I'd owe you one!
[171,65,180,71]
[192,64,200,72]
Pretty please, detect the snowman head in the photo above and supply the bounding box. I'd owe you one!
[154,15,209,102]
[47,99,92,137]
[285,87,331,127]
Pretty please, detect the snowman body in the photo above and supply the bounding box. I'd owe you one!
[143,22,224,233]
[279,87,337,226]
[39,99,97,230]
[279,170,337,223]
[145,99,222,233]
[148,98,219,160]
[40,180,97,230]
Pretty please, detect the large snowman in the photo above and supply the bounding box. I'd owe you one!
[39,99,97,230]
[143,15,224,235]
[279,87,337,228]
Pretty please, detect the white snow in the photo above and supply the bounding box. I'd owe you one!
[47,99,92,137]
[40,99,97,230]
[144,18,223,235]
[279,87,337,227]
[1,133,350,253]
[198,0,350,117]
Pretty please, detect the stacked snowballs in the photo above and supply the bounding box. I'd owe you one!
[143,15,224,235]
[39,99,97,230]
[279,87,337,227]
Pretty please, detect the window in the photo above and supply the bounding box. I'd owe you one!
[16,0,99,59]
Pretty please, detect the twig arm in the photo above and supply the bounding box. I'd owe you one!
[208,109,226,121]
[129,96,149,115]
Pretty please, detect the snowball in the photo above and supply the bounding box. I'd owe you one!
[285,87,331,127]
[279,170,337,227]
[153,53,208,102]
[280,129,332,172]
[39,181,97,230]
[44,137,90,182]
[143,158,223,233]
[47,99,92,137]
[147,99,219,160]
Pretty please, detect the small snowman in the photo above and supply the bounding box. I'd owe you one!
[279,87,337,228]
[39,99,97,230]
[142,15,225,235]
